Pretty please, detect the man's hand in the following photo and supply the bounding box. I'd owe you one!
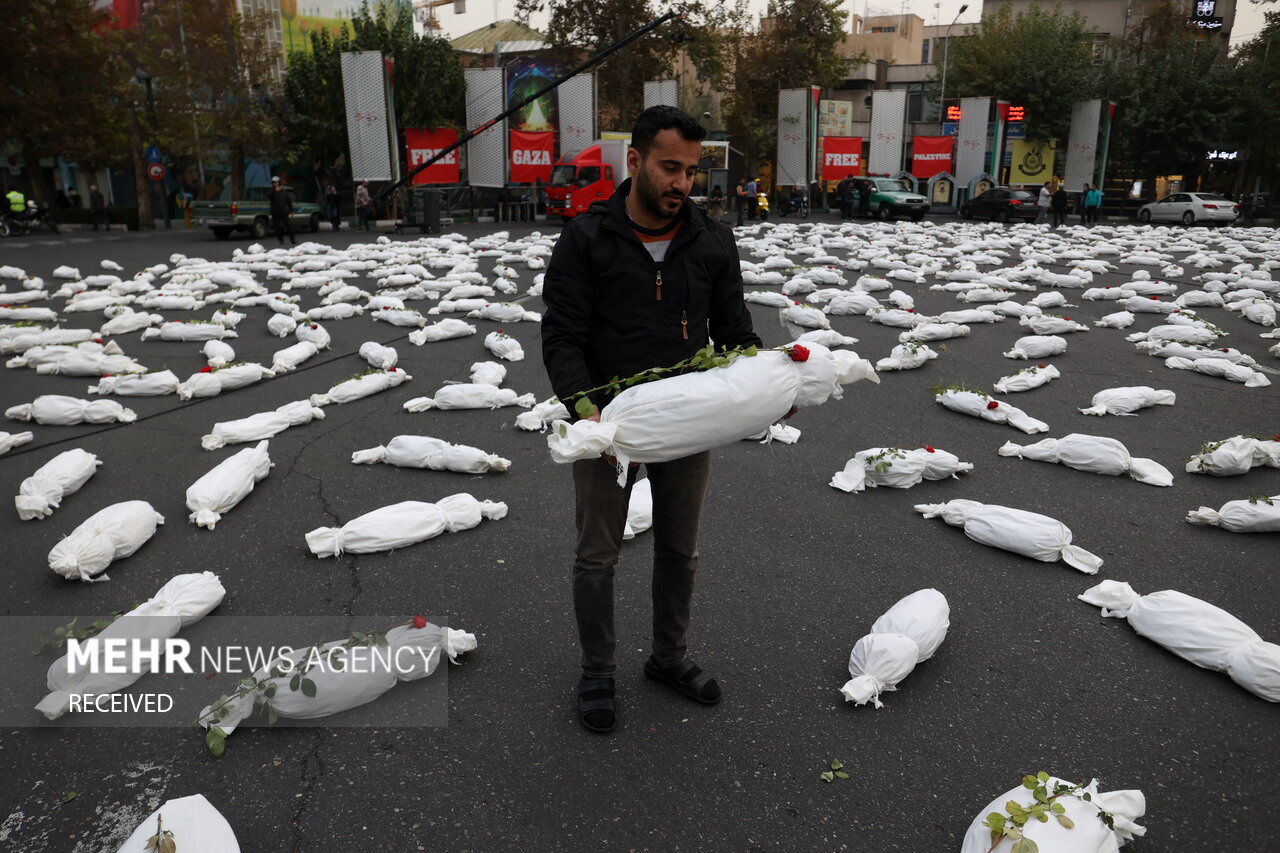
[586,408,638,469]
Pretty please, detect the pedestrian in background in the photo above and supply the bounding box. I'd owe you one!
[837,174,855,220]
[355,180,372,232]
[734,177,748,226]
[1084,183,1103,225]
[325,182,340,231]
[89,184,109,231]
[707,184,724,221]
[268,176,296,245]
[67,186,82,209]
[1050,183,1068,228]
[1038,181,1052,223]
[857,178,872,219]
[746,175,758,220]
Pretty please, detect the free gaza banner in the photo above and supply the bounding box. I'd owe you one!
[405,128,460,185]
[820,136,863,180]
[911,136,953,179]
[509,130,555,183]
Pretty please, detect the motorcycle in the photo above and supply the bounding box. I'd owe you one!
[778,191,810,219]
[0,201,59,237]
[755,192,770,222]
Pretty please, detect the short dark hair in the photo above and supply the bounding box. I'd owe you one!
[630,106,706,157]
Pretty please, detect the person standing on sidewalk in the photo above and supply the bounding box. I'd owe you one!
[324,182,341,231]
[1084,184,1103,226]
[1050,183,1068,228]
[1037,181,1052,223]
[734,177,748,226]
[355,180,372,231]
[268,176,296,245]
[88,185,109,231]
[837,175,855,219]
[746,175,758,220]
[857,178,872,218]
[542,105,763,735]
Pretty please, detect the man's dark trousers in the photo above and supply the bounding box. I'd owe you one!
[572,451,711,679]
[272,214,295,244]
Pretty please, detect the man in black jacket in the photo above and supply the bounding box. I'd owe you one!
[268,176,296,245]
[542,106,762,734]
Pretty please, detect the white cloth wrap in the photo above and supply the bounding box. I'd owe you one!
[1003,335,1067,359]
[351,435,510,474]
[915,499,1102,573]
[409,319,476,345]
[201,400,325,450]
[403,385,535,411]
[623,478,654,539]
[186,441,273,529]
[309,368,410,406]
[115,794,240,853]
[1186,495,1280,532]
[993,364,1060,393]
[1079,386,1176,416]
[6,396,136,425]
[935,390,1048,434]
[16,448,101,520]
[47,500,165,581]
[960,776,1146,853]
[305,494,508,557]
[999,434,1173,486]
[842,589,949,707]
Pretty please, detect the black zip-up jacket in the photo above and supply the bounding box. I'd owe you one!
[269,187,294,216]
[541,178,762,415]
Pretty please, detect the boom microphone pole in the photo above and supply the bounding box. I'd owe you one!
[376,9,681,201]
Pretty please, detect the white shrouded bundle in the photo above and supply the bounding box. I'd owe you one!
[1125,295,1176,314]
[959,775,1146,853]
[823,292,880,316]
[898,322,969,342]
[1079,386,1175,416]
[1134,340,1256,366]
[469,360,506,386]
[296,322,331,349]
[993,364,1060,393]
[0,430,34,455]
[1019,314,1089,334]
[468,302,541,323]
[875,342,938,371]
[867,307,924,329]
[547,343,879,485]
[115,794,240,853]
[306,303,362,321]
[515,398,569,431]
[201,400,325,451]
[1185,435,1280,476]
[203,340,236,367]
[372,307,428,328]
[186,441,273,529]
[830,447,972,493]
[794,330,858,348]
[36,572,225,719]
[484,330,525,361]
[915,499,1102,573]
[141,322,235,342]
[6,395,136,425]
[16,448,101,520]
[305,494,507,557]
[31,349,145,378]
[842,589,949,708]
[0,306,59,323]
[309,367,410,406]
[780,304,830,329]
[88,370,181,396]
[935,390,1048,434]
[1165,356,1270,387]
[1003,335,1067,359]
[1187,495,1280,532]
[100,309,163,336]
[178,363,275,400]
[47,500,164,582]
[623,478,653,539]
[359,341,399,369]
[197,618,475,739]
[999,434,1173,487]
[744,290,792,308]
[1080,580,1280,702]
[746,423,801,444]
[1126,324,1217,345]
[409,318,476,345]
[271,340,319,373]
[1094,310,1135,329]
[403,384,535,411]
[935,309,1002,324]
[351,435,510,473]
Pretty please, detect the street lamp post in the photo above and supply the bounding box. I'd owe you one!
[134,68,170,230]
[937,4,968,122]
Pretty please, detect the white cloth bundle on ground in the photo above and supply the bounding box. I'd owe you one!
[430,298,487,315]
[994,363,1060,393]
[1079,386,1175,416]
[1126,324,1217,345]
[999,434,1173,486]
[271,340,319,373]
[88,370,180,396]
[372,308,428,328]
[295,322,331,348]
[351,435,510,473]
[178,363,275,400]
[47,500,164,581]
[201,400,325,450]
[1020,314,1089,334]
[100,310,163,336]
[305,494,507,557]
[403,384,535,411]
[915,499,1102,573]
[935,389,1048,434]
[623,478,653,540]
[468,360,506,386]
[842,589,949,708]
[1239,300,1277,327]
[1164,356,1270,387]
[197,618,475,738]
[745,290,793,308]
[306,303,362,321]
[1080,580,1280,701]
[1,327,95,354]
[359,341,399,369]
[1004,335,1067,359]
[1175,289,1226,308]
[203,340,236,367]
[409,318,476,345]
[141,322,235,342]
[0,430,34,455]
[1094,310,1136,329]
[515,398,569,431]
[32,348,144,377]
[781,304,830,329]
[959,775,1146,853]
[547,343,878,484]
[1134,340,1255,366]
[1186,495,1280,532]
[16,448,101,520]
[0,306,59,323]
[875,342,938,371]
[935,309,1002,324]
[266,313,297,337]
[6,395,136,425]
[115,794,240,853]
[823,292,880,316]
[745,423,802,444]
[794,329,858,348]
[468,302,541,323]
[211,309,246,328]
[186,441,272,529]
[310,368,410,406]
[37,572,225,719]
[898,322,969,342]
[484,330,526,361]
[830,447,972,493]
[1125,295,1176,314]
[1186,435,1280,475]
[867,307,924,328]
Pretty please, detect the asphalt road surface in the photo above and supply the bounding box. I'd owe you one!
[0,220,1276,851]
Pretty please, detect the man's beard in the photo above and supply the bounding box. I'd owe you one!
[635,170,683,221]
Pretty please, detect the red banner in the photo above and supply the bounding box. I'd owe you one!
[509,130,555,183]
[820,136,863,181]
[911,136,953,179]
[405,128,461,185]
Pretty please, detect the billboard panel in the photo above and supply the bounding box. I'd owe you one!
[405,128,461,185]
[465,67,505,188]
[341,51,395,182]
[868,90,907,175]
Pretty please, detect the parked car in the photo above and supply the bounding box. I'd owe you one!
[867,177,930,221]
[960,187,1040,222]
[1137,192,1239,226]
[192,186,322,240]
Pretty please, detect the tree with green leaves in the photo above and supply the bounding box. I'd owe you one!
[283,2,464,190]
[1223,9,1279,194]
[930,2,1098,143]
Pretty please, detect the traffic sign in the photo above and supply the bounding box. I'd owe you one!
[146,146,162,164]
[147,163,166,181]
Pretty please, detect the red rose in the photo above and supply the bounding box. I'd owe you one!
[199,366,213,373]
[924,445,935,453]
[102,374,112,379]
[387,367,396,372]
[793,301,800,306]
[789,344,810,363]
[1036,363,1046,369]
[310,324,317,329]
[1273,435,1280,442]
[412,615,427,629]
[1063,316,1070,320]
[907,308,915,313]
[1149,296,1159,301]
[986,400,999,410]
[1221,348,1230,352]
